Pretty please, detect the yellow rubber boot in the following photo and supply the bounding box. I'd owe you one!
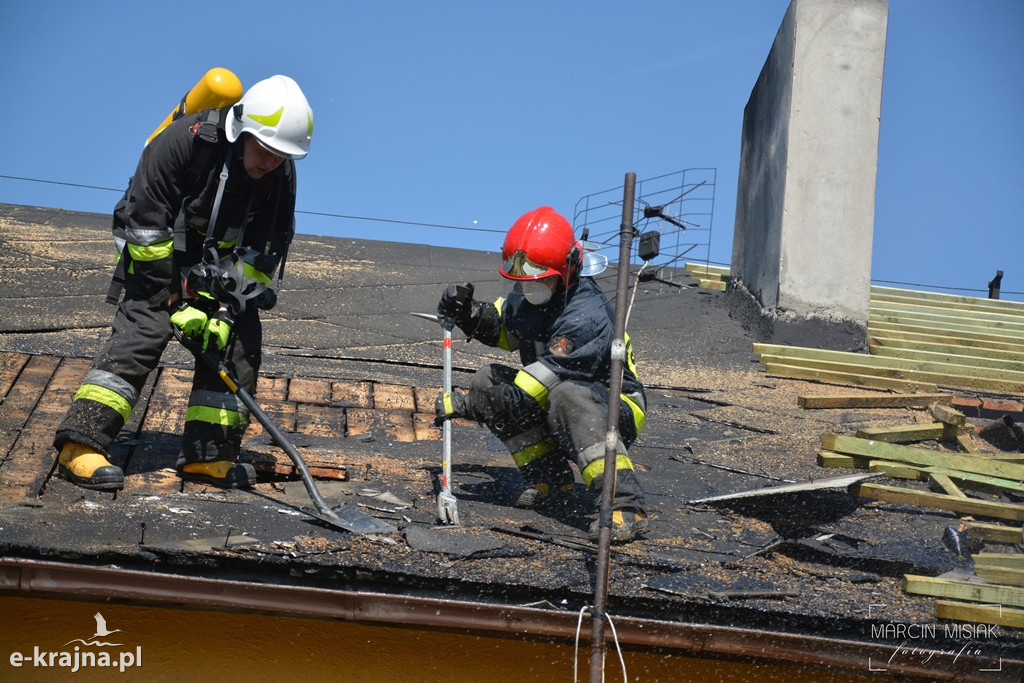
[589,509,648,543]
[57,442,124,490]
[179,460,256,489]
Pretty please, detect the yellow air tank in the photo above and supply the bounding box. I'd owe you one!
[145,67,243,145]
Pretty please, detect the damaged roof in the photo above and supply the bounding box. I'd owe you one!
[1,203,1022,680]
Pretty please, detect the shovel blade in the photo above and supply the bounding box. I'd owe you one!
[436,491,460,526]
[317,504,397,534]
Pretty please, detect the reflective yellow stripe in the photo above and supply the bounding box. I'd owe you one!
[621,393,646,433]
[624,332,639,379]
[442,392,454,415]
[74,384,132,422]
[514,369,548,410]
[512,438,556,468]
[241,262,272,285]
[581,454,634,487]
[126,240,174,262]
[493,296,512,350]
[185,405,248,428]
[249,105,284,128]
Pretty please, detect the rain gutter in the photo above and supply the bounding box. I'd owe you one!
[0,557,1017,682]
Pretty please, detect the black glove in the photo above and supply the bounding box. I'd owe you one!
[437,283,477,333]
[434,391,469,426]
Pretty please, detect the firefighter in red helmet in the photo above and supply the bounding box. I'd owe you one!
[435,206,648,542]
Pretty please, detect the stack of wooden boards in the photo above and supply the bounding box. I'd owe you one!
[809,395,1023,628]
[702,269,1023,625]
[684,262,730,291]
[755,285,1024,393]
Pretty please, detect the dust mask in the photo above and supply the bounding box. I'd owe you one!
[516,278,555,305]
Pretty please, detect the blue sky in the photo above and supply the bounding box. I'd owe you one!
[1,1,1021,301]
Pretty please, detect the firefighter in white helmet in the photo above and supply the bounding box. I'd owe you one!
[54,75,313,490]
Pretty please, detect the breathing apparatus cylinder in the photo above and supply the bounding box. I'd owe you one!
[146,67,243,146]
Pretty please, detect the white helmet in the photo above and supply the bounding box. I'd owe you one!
[225,75,313,160]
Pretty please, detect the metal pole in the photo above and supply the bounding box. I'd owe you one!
[590,172,636,682]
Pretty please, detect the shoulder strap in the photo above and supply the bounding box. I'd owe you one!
[186,108,224,182]
[106,109,227,306]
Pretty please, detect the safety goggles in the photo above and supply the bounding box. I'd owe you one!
[501,250,551,278]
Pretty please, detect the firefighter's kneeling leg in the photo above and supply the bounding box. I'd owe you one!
[548,381,648,516]
[469,364,574,507]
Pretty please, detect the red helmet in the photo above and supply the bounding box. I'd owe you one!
[499,206,582,287]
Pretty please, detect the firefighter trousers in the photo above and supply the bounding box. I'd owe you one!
[469,363,647,513]
[53,293,261,468]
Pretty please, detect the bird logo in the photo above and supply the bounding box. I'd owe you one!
[64,612,123,647]
[92,612,122,639]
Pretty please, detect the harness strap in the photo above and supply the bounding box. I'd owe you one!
[106,108,226,306]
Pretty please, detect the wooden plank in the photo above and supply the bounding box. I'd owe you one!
[413,413,441,441]
[372,383,417,411]
[685,262,731,277]
[129,367,192,475]
[414,386,442,413]
[781,357,1022,393]
[927,472,966,498]
[237,445,348,481]
[346,408,415,443]
[871,285,1024,316]
[955,433,979,453]
[851,482,1024,521]
[868,312,1024,345]
[822,434,1024,481]
[930,404,966,426]
[757,348,1024,392]
[867,460,923,480]
[868,320,1024,352]
[756,342,1024,379]
[869,303,1024,334]
[868,334,1024,363]
[973,553,1024,569]
[856,423,946,443]
[974,565,1024,587]
[331,380,372,408]
[816,451,861,469]
[0,352,30,400]
[256,375,289,401]
[799,393,951,409]
[934,600,1024,629]
[966,522,1024,544]
[0,355,63,428]
[933,468,1024,495]
[295,403,346,438]
[288,378,332,404]
[866,461,1024,496]
[698,279,727,292]
[121,469,182,495]
[0,357,89,495]
[867,342,1024,371]
[0,356,61,468]
[764,363,937,393]
[138,367,191,433]
[903,574,1024,608]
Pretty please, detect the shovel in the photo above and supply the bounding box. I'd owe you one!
[175,328,397,535]
[411,283,473,525]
